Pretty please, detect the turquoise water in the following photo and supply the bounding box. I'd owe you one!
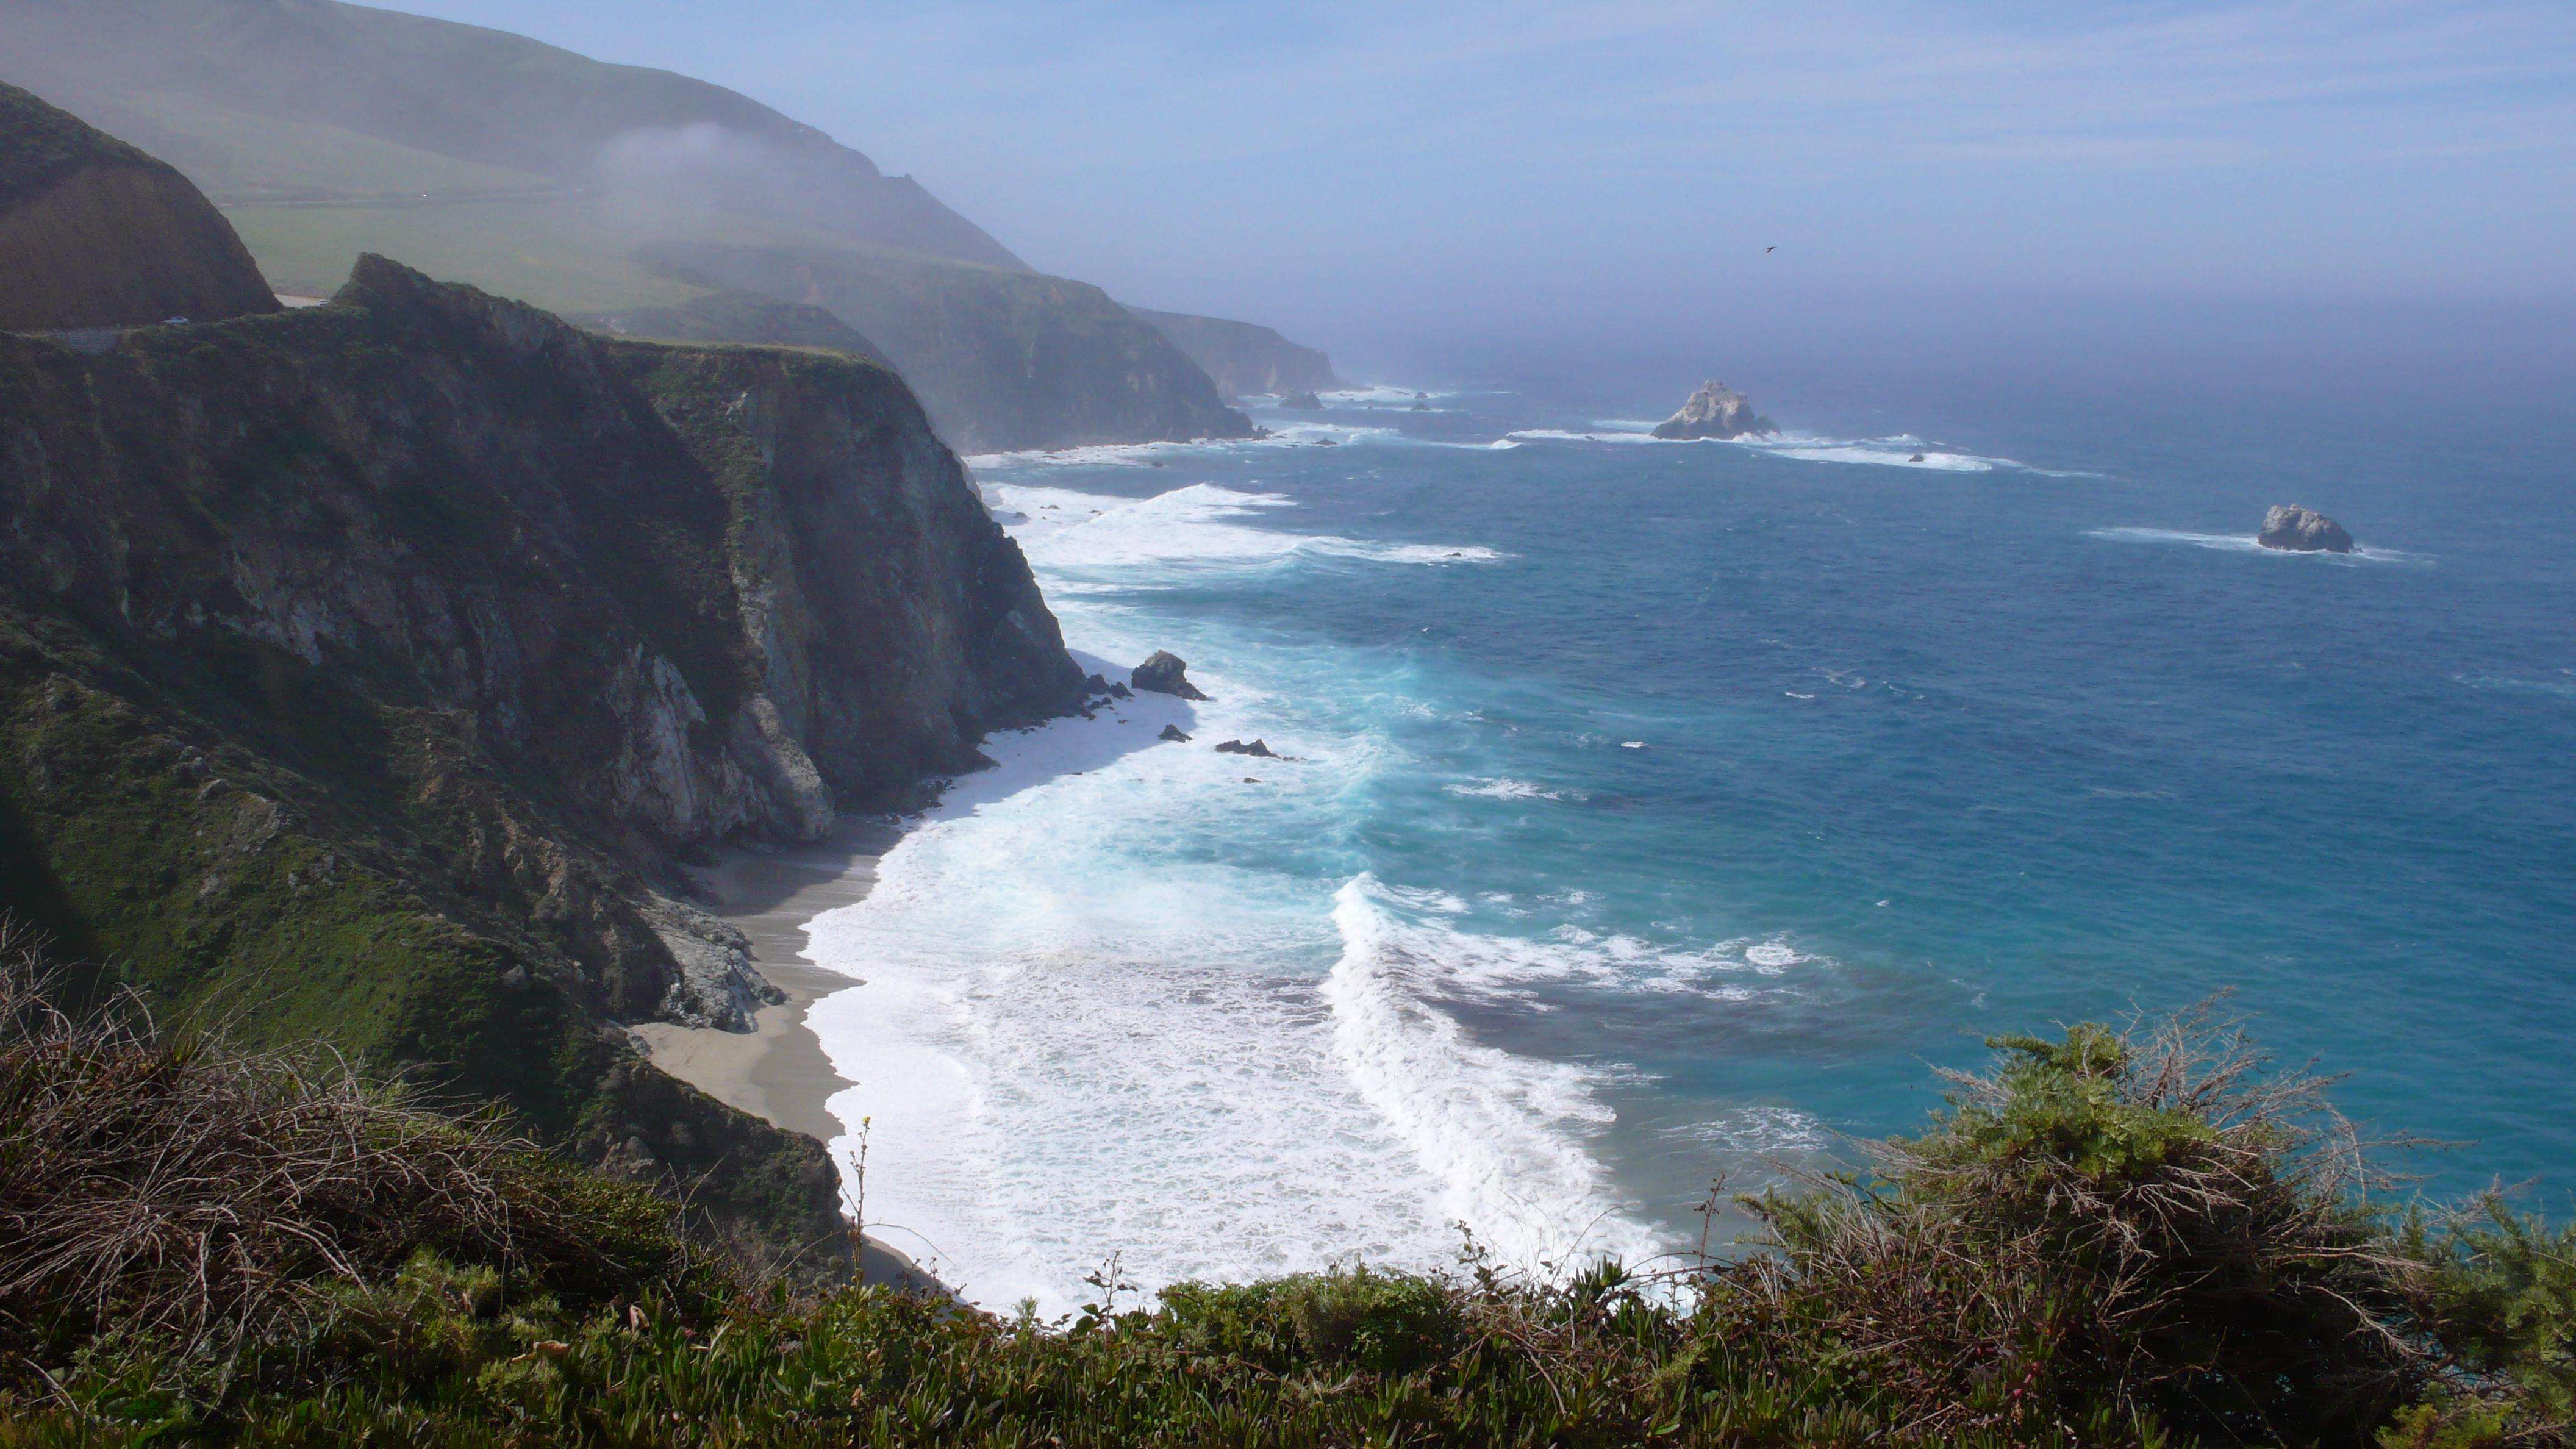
[802,370,2576,1314]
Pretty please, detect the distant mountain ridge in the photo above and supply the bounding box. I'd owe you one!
[0,0,1023,268]
[0,0,1311,451]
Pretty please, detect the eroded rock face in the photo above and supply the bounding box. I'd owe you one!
[1133,650,1211,701]
[0,82,281,331]
[0,254,1093,1273]
[1651,380,1778,440]
[2258,505,2355,554]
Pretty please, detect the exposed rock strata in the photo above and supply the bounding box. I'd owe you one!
[2258,505,2355,554]
[1651,380,1778,440]
[0,82,281,331]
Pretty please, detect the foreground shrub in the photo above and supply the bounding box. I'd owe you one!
[2,934,2569,1447]
[0,926,687,1365]
[1722,1006,2439,1444]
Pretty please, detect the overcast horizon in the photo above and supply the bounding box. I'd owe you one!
[351,1,2575,384]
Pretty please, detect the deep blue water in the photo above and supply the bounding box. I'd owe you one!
[804,364,2576,1311]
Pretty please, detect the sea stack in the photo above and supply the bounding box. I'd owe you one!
[1282,390,1324,410]
[1651,381,1778,440]
[0,82,282,332]
[2257,505,2355,554]
[1132,650,1211,700]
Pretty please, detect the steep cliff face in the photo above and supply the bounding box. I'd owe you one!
[0,256,1086,1270]
[0,81,281,330]
[651,243,1256,454]
[1129,306,1342,400]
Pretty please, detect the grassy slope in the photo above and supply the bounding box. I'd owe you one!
[224,196,717,310]
[4,1012,2570,1447]
[0,78,160,204]
[0,0,1022,267]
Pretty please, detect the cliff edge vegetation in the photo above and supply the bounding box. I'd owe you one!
[2,970,2567,1448]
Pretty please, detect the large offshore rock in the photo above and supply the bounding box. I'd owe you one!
[1651,380,1779,440]
[2258,505,2355,553]
[1132,650,1211,701]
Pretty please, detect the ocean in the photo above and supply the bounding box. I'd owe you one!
[800,362,2576,1316]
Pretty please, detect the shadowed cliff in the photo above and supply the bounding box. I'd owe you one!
[0,81,281,330]
[0,254,1087,1270]
[653,242,1256,454]
[1130,306,1343,400]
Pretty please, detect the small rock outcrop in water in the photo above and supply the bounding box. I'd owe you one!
[1133,650,1211,700]
[1215,739,1277,758]
[1159,724,1192,743]
[1651,381,1778,441]
[2258,505,2355,554]
[1282,390,1324,410]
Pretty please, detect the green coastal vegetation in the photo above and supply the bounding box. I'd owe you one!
[2,942,2569,1447]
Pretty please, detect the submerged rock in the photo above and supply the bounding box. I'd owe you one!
[1132,650,1211,700]
[2258,505,2355,554]
[1651,380,1778,441]
[1214,738,1276,758]
[1158,724,1191,743]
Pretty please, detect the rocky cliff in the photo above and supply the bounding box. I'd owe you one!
[653,242,1255,454]
[1128,306,1343,399]
[0,254,1087,1271]
[2257,505,2355,554]
[0,82,281,330]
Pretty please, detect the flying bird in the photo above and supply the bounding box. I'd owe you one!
[1766,246,1776,253]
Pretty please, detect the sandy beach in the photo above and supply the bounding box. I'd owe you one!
[628,815,943,1292]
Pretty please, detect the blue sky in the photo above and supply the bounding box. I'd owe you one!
[377,1,2574,371]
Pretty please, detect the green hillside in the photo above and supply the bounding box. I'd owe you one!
[0,0,1021,265]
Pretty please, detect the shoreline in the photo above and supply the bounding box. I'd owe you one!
[629,814,946,1294]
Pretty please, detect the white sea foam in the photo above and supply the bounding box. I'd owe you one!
[2088,527,2427,564]
[1445,777,1566,800]
[990,482,1506,579]
[793,448,1815,1315]
[1325,878,1664,1271]
[1508,425,2044,474]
